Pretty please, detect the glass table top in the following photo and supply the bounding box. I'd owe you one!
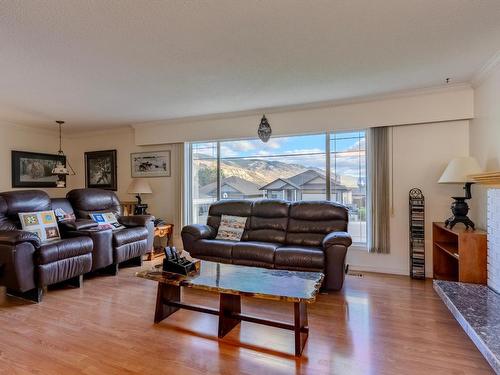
[136,261,324,303]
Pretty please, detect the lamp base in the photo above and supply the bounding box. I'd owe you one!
[444,197,475,230]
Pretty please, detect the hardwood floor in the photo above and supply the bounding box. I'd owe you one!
[0,262,493,375]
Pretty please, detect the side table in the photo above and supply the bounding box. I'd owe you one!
[147,224,174,260]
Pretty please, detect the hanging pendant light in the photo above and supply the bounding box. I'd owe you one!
[257,114,272,143]
[51,120,75,188]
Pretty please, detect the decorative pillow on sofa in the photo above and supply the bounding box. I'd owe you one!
[54,208,76,222]
[89,212,125,231]
[215,215,247,241]
[18,211,61,242]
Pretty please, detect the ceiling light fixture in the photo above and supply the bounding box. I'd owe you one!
[51,120,75,188]
[257,114,272,142]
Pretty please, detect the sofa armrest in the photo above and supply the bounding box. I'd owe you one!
[0,230,41,248]
[322,231,352,249]
[118,215,154,228]
[181,224,216,241]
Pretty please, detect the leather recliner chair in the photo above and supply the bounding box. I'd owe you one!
[51,198,114,273]
[182,199,352,291]
[65,188,154,272]
[0,190,93,302]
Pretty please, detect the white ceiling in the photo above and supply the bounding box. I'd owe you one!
[1,0,500,132]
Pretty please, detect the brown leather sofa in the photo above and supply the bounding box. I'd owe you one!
[0,190,93,302]
[181,199,352,291]
[65,188,154,272]
[0,189,154,302]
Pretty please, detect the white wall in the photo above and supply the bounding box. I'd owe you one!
[133,85,473,145]
[347,121,470,276]
[0,121,69,196]
[65,128,184,245]
[470,61,500,229]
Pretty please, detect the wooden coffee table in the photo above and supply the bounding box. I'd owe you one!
[136,261,324,356]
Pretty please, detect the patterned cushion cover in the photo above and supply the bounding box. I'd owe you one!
[54,207,76,222]
[215,215,247,241]
[18,210,61,242]
[89,212,125,231]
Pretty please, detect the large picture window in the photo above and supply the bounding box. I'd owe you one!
[187,131,367,245]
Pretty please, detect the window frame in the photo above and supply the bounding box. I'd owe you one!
[185,131,368,248]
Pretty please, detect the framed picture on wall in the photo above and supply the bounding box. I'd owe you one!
[11,150,65,188]
[85,150,117,190]
[130,150,171,178]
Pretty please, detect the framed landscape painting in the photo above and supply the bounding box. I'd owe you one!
[85,150,117,190]
[131,150,171,178]
[12,150,64,188]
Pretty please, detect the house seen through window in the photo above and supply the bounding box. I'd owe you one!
[188,131,367,244]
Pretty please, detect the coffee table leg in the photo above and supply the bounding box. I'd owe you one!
[218,293,241,338]
[154,283,181,323]
[294,301,309,356]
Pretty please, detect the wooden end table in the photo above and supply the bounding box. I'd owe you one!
[146,224,174,260]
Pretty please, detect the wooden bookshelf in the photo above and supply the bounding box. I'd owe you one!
[432,222,487,284]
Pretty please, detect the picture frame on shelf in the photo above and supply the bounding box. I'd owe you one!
[11,150,65,188]
[131,150,171,178]
[85,149,117,190]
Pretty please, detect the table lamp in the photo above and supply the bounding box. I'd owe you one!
[438,156,482,229]
[127,178,152,215]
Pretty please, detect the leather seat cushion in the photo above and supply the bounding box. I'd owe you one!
[37,237,93,265]
[232,241,279,265]
[113,226,148,247]
[189,239,236,259]
[274,246,324,271]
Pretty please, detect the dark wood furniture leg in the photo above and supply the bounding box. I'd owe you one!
[154,283,181,323]
[218,293,241,338]
[6,287,44,303]
[294,301,309,356]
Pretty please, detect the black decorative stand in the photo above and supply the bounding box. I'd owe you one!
[444,182,475,230]
[409,188,425,279]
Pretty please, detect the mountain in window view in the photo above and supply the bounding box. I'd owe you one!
[193,153,322,186]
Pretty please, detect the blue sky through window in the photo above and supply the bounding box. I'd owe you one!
[218,132,364,177]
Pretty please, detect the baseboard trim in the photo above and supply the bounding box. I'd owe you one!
[348,264,408,276]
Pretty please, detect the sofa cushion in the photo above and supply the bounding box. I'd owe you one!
[274,245,324,271]
[189,239,236,260]
[206,200,252,241]
[37,237,93,265]
[18,210,61,242]
[286,201,348,247]
[67,188,122,219]
[247,200,289,244]
[112,226,148,247]
[232,241,279,267]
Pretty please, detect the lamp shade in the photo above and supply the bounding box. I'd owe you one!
[127,178,153,194]
[438,157,482,184]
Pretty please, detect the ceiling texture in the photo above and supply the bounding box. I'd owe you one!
[1,0,500,132]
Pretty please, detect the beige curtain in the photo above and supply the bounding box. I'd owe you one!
[367,126,390,254]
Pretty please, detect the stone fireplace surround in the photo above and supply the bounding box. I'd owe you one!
[434,188,500,374]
